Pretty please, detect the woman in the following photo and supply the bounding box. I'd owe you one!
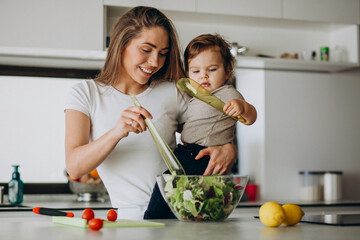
[65,6,237,220]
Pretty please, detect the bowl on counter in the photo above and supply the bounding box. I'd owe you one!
[65,170,108,202]
[157,174,248,221]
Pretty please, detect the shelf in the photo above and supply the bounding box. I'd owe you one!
[0,47,359,73]
[0,47,106,70]
[235,56,360,73]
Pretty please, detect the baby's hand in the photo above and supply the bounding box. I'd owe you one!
[223,99,244,117]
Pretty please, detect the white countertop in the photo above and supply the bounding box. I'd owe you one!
[1,207,360,240]
[1,195,360,240]
[1,194,112,210]
[2,193,360,210]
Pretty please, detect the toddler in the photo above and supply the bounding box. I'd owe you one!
[144,33,257,219]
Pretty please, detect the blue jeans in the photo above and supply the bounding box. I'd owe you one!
[143,143,210,219]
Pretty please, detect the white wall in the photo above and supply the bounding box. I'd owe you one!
[236,68,360,201]
[0,76,81,183]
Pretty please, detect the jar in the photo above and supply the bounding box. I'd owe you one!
[299,171,325,201]
[324,171,342,202]
[320,46,329,61]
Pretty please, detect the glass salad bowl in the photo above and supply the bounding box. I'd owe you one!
[157,174,248,221]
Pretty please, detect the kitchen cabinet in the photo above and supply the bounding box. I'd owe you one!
[283,0,360,24]
[235,68,360,201]
[1,0,359,70]
[0,0,104,51]
[0,0,105,69]
[104,1,360,68]
[104,0,196,12]
[197,0,282,19]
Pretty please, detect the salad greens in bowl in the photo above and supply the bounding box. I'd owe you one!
[157,174,248,221]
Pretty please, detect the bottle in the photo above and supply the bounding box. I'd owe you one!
[8,165,24,204]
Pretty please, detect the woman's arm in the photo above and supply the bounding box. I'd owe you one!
[65,109,120,179]
[195,143,237,175]
[65,106,152,179]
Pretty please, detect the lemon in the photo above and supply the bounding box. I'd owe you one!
[259,201,286,227]
[281,204,304,226]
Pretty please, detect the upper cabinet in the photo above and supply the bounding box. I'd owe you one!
[104,0,196,12]
[283,0,360,24]
[0,0,104,51]
[196,0,282,19]
[194,0,360,25]
[1,0,359,70]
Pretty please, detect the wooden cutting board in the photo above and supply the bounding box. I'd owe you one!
[52,216,165,228]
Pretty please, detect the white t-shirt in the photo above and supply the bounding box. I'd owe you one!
[65,79,188,220]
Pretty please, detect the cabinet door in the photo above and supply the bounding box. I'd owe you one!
[283,0,360,24]
[196,0,282,18]
[104,0,196,12]
[0,0,104,51]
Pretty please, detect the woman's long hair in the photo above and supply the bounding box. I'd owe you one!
[95,6,185,86]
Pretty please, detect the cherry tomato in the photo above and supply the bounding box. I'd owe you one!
[82,208,95,222]
[88,218,103,231]
[107,209,117,221]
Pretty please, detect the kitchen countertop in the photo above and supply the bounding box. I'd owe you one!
[1,208,360,240]
[2,193,360,211]
[1,195,360,240]
[0,194,112,211]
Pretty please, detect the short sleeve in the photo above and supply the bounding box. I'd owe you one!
[214,85,244,103]
[64,80,92,117]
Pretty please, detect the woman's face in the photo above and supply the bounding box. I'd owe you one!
[188,46,230,93]
[119,26,169,93]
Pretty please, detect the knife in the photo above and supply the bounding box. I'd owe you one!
[176,78,246,124]
[33,207,74,217]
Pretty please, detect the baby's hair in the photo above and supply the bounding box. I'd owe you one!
[184,33,235,83]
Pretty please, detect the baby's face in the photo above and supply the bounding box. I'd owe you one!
[188,47,229,93]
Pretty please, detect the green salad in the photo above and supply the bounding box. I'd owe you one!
[163,174,244,221]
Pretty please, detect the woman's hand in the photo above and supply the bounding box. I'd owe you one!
[65,105,152,179]
[195,143,237,175]
[113,106,153,139]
